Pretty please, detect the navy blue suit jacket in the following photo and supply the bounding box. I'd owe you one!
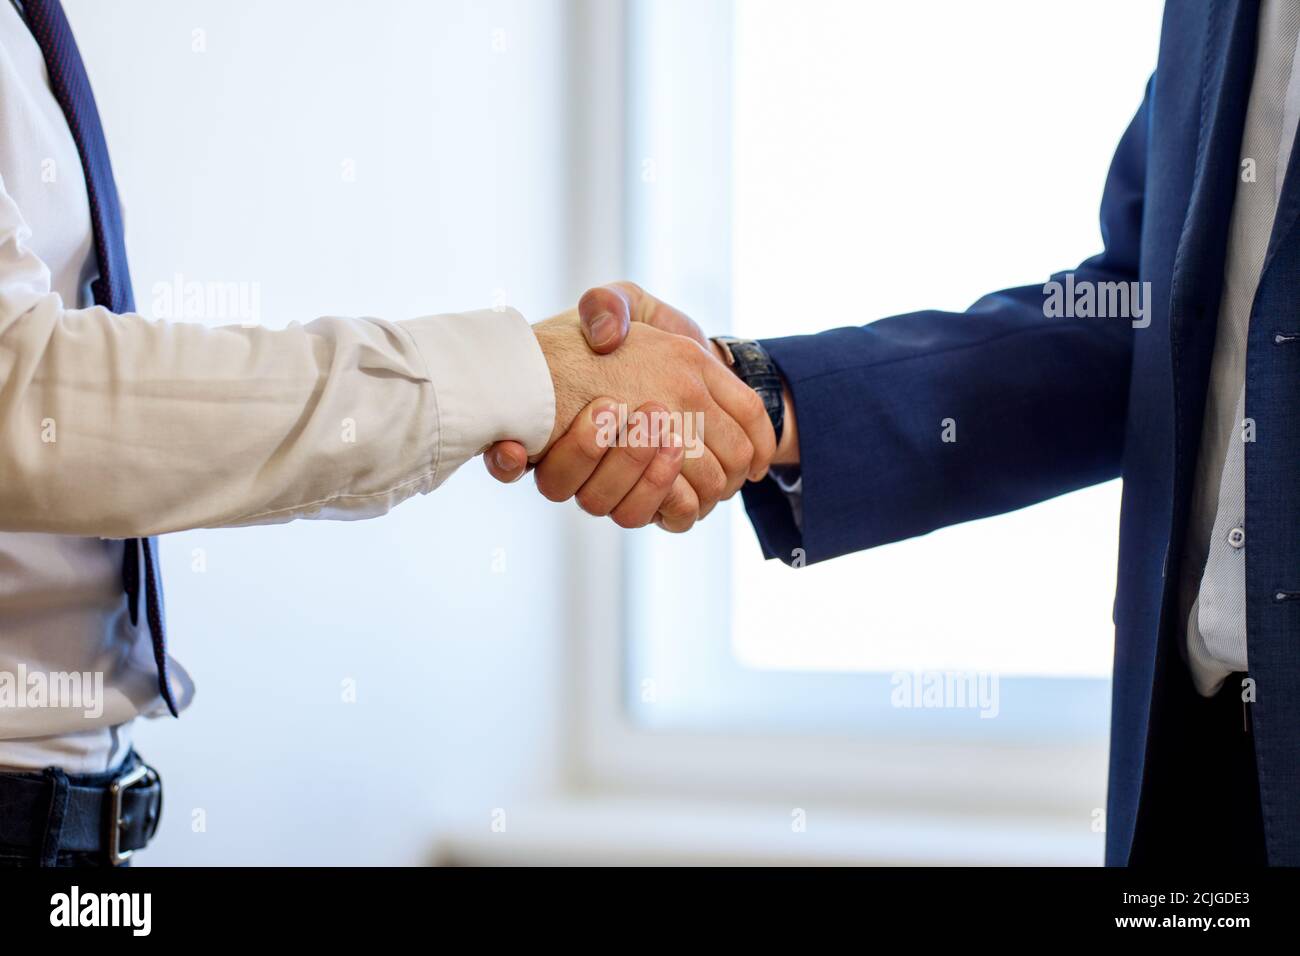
[743,0,1300,865]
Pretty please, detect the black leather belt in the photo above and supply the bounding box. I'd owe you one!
[0,753,162,865]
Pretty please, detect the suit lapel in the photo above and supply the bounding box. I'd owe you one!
[1164,0,1257,540]
[1169,0,1259,352]
[1150,0,1258,745]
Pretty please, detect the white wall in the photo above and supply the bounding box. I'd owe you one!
[66,0,577,865]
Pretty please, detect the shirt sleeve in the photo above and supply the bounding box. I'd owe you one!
[768,466,804,532]
[0,175,555,537]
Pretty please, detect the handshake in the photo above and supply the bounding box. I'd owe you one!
[484,281,796,531]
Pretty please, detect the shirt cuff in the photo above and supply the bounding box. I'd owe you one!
[769,465,804,532]
[401,307,555,472]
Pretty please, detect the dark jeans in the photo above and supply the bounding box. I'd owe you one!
[0,751,148,868]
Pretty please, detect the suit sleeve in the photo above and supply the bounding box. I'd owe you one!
[742,79,1151,566]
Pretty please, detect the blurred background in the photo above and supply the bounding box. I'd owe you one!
[68,0,1164,864]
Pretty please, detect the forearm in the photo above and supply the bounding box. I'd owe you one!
[0,298,553,537]
[744,293,1133,566]
[744,77,1150,566]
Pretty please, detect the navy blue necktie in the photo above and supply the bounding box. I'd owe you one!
[22,0,179,717]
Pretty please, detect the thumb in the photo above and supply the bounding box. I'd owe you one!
[484,440,530,483]
[577,284,633,354]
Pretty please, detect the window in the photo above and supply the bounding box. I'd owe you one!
[576,0,1162,816]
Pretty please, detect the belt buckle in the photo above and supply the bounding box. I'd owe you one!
[106,762,159,866]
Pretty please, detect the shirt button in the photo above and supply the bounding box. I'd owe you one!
[1227,526,1245,549]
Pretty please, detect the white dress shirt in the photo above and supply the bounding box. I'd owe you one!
[1181,0,1300,695]
[0,4,555,772]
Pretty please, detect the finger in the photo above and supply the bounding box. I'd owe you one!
[692,396,754,502]
[608,430,685,529]
[575,402,671,517]
[677,443,729,516]
[534,398,618,502]
[702,358,775,482]
[655,474,700,533]
[584,280,710,346]
[484,441,530,483]
[617,280,709,344]
[578,285,632,354]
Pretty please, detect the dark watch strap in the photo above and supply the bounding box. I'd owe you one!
[712,336,784,446]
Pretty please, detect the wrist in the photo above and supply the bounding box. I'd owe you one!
[711,335,793,465]
[531,316,590,456]
[771,383,798,467]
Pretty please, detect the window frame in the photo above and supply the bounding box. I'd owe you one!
[563,0,1110,832]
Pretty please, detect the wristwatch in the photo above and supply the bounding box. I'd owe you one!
[711,336,784,446]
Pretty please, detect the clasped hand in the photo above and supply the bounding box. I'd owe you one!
[485,282,776,531]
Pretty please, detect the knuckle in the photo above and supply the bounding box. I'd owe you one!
[662,514,695,533]
[672,336,703,363]
[577,432,607,466]
[657,500,684,522]
[659,491,694,521]
[623,435,657,464]
[576,487,612,517]
[699,470,726,504]
[644,459,679,491]
[534,471,570,503]
[726,436,755,474]
[611,508,649,530]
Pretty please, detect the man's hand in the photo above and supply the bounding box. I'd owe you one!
[577,281,713,356]
[486,284,782,530]
[522,394,687,529]
[539,312,772,523]
[568,281,800,470]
